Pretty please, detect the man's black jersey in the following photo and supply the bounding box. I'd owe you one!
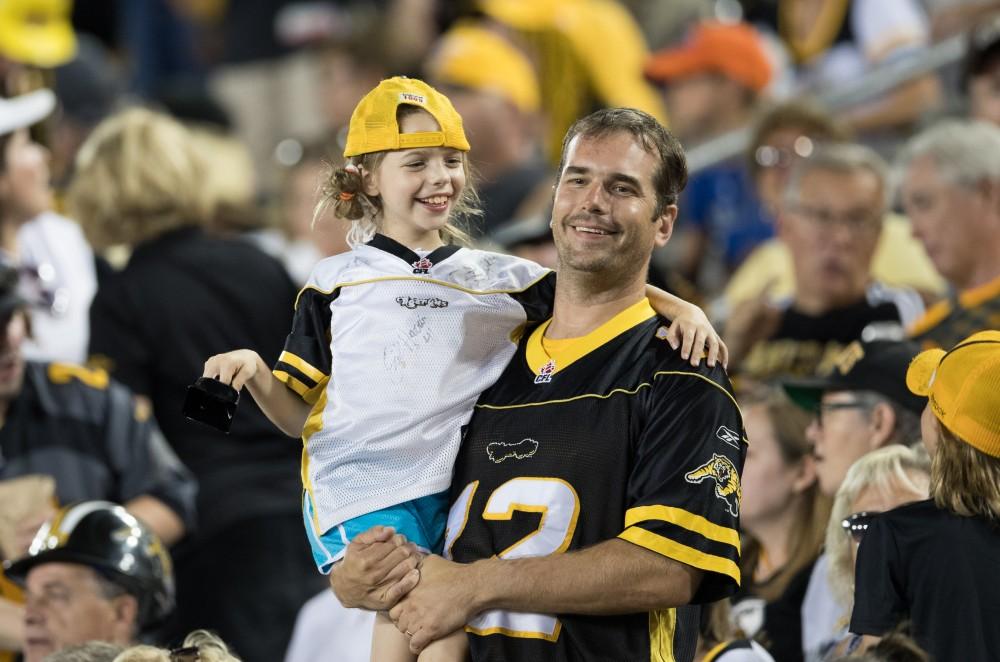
[448,299,747,662]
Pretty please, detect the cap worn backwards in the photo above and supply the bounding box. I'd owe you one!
[343,77,470,158]
[782,339,926,415]
[906,330,1000,458]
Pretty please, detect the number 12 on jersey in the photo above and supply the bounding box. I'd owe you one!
[443,477,581,640]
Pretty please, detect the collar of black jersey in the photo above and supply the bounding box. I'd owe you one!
[367,233,461,271]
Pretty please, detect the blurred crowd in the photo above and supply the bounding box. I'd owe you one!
[0,0,997,661]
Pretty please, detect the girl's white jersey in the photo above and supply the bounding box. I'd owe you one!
[273,234,554,533]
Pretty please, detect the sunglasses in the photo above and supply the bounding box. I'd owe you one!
[170,647,200,662]
[841,511,878,543]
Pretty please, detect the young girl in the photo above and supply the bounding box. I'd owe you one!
[203,77,725,661]
[850,330,1000,661]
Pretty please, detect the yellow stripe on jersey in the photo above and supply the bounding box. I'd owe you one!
[649,608,676,662]
[526,298,656,376]
[465,621,563,642]
[274,370,309,397]
[293,269,554,308]
[274,370,328,405]
[702,641,730,662]
[477,370,742,427]
[301,387,329,531]
[625,505,741,552]
[619,526,741,586]
[278,350,327,384]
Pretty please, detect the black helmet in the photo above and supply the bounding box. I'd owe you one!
[4,501,175,626]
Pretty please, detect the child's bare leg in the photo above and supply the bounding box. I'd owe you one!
[371,610,415,662]
[417,629,468,662]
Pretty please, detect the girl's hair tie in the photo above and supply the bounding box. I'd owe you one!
[338,191,356,201]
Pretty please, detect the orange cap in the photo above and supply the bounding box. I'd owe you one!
[907,330,1000,458]
[645,22,772,93]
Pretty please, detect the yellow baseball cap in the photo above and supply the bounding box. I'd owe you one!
[426,22,541,114]
[0,0,76,68]
[343,76,470,158]
[907,330,1000,458]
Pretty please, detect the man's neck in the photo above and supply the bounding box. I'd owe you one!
[960,259,1000,293]
[792,286,866,317]
[546,273,646,339]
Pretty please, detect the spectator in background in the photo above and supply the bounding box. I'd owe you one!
[781,342,925,659]
[725,143,924,382]
[0,0,101,368]
[67,108,323,662]
[314,30,390,147]
[644,21,775,288]
[476,0,667,163]
[50,34,122,192]
[696,600,775,661]
[0,89,97,366]
[851,331,1000,660]
[283,589,373,662]
[783,340,925,498]
[270,141,350,285]
[818,446,930,660]
[425,20,553,238]
[723,101,944,312]
[646,21,772,148]
[5,502,175,662]
[898,119,1000,347]
[734,390,830,662]
[962,14,1000,125]
[0,256,194,655]
[743,0,941,138]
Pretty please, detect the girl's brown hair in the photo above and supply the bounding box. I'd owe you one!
[932,424,1000,523]
[314,105,480,247]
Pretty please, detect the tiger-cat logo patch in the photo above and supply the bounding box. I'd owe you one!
[684,453,741,517]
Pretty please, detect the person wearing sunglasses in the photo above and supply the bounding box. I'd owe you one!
[816,445,929,661]
[849,331,1000,661]
[782,339,925,661]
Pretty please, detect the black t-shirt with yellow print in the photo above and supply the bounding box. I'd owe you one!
[448,299,747,662]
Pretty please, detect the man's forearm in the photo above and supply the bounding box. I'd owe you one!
[469,538,702,616]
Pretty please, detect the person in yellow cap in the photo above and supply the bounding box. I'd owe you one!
[202,76,726,661]
[849,330,1000,661]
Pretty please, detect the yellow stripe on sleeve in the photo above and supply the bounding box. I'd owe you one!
[273,370,310,398]
[278,351,328,384]
[625,505,740,551]
[619,526,741,586]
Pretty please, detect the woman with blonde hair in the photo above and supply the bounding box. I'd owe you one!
[817,445,930,659]
[113,630,241,662]
[67,107,323,662]
[851,331,1000,661]
[733,389,832,662]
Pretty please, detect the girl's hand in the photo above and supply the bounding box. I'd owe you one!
[203,349,264,391]
[663,306,728,369]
